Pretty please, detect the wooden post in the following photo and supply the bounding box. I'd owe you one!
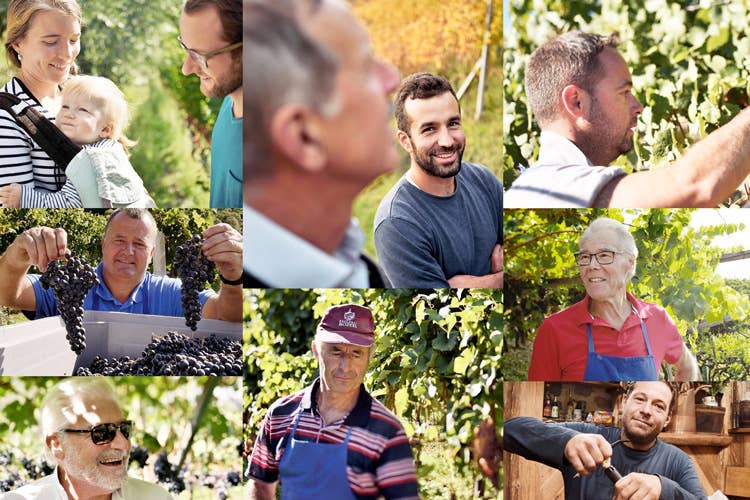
[474,0,493,120]
[153,231,166,276]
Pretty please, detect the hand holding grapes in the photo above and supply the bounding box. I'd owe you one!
[200,223,242,284]
[7,226,68,273]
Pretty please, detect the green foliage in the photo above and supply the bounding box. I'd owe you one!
[0,377,242,497]
[504,0,750,205]
[244,288,503,495]
[503,209,750,380]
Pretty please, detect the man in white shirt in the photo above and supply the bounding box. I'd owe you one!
[2,378,171,500]
[506,31,750,208]
[243,0,399,287]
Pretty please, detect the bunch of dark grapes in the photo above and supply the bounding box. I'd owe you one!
[129,445,149,468]
[39,253,99,354]
[153,452,186,494]
[75,332,241,376]
[0,453,53,492]
[174,235,216,330]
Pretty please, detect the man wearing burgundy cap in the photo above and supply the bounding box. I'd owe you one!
[247,304,419,499]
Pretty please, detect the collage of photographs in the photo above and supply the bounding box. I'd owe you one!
[0,0,749,499]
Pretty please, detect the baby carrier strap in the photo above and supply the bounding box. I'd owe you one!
[0,92,82,188]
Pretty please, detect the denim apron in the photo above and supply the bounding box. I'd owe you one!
[278,411,357,500]
[582,318,659,381]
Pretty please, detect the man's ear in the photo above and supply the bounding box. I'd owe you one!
[397,130,413,154]
[269,105,327,173]
[560,84,589,120]
[662,413,671,431]
[47,433,64,461]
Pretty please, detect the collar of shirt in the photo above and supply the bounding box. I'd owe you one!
[298,377,372,429]
[93,262,147,307]
[24,467,128,500]
[243,205,369,288]
[575,292,652,329]
[537,130,594,167]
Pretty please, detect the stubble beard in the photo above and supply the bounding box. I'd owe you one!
[61,449,129,493]
[206,53,242,99]
[409,136,465,179]
[622,414,661,446]
[582,96,635,166]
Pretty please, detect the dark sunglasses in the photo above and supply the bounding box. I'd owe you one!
[62,420,133,444]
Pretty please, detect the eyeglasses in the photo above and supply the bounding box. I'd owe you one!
[575,250,628,266]
[177,36,242,70]
[62,421,133,445]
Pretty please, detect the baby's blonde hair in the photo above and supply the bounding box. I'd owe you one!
[62,75,136,151]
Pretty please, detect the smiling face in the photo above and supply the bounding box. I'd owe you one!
[12,9,80,88]
[55,93,109,145]
[578,229,634,303]
[50,397,130,495]
[101,212,156,286]
[179,5,241,99]
[621,382,673,447]
[313,341,370,398]
[399,91,466,178]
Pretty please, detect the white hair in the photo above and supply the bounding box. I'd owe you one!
[580,217,638,280]
[39,377,121,461]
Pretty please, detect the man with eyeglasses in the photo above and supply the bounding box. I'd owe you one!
[527,217,699,381]
[2,377,172,499]
[179,0,242,208]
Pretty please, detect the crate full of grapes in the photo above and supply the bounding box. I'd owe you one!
[0,311,242,376]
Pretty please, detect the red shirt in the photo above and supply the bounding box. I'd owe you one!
[528,293,684,381]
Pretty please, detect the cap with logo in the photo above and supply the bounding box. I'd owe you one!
[316,304,375,347]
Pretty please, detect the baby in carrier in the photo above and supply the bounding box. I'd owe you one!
[0,75,154,208]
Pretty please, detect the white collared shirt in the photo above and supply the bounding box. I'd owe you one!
[505,130,627,208]
[243,205,369,287]
[1,468,173,500]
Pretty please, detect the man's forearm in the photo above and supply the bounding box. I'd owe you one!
[0,250,31,308]
[674,345,700,381]
[212,283,243,322]
[247,478,277,500]
[447,271,503,288]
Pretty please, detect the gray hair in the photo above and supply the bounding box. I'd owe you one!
[525,31,620,126]
[580,217,638,280]
[244,0,340,180]
[40,378,121,461]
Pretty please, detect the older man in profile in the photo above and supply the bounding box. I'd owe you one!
[3,377,172,499]
[246,304,419,499]
[528,217,699,381]
[243,0,399,287]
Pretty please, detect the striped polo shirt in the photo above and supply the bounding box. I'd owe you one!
[0,77,64,191]
[247,379,419,499]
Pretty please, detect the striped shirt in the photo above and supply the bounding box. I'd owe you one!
[0,77,65,192]
[247,379,420,499]
[19,140,127,207]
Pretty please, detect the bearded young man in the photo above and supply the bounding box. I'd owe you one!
[504,382,707,500]
[3,378,171,499]
[505,30,750,208]
[179,0,242,208]
[373,72,503,289]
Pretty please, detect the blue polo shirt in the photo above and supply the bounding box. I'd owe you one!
[27,263,214,319]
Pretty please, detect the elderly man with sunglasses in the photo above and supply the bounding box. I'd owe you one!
[527,217,699,381]
[179,0,242,208]
[3,378,172,499]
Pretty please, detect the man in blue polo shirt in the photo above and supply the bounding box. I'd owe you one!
[0,208,242,322]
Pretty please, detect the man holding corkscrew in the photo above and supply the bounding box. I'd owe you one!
[504,382,706,500]
[0,208,242,323]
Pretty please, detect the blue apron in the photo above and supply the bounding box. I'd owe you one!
[278,410,357,500]
[582,318,659,381]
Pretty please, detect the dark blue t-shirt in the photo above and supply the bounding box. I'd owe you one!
[28,263,213,319]
[504,417,707,500]
[373,162,502,288]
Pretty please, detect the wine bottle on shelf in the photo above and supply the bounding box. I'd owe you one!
[543,394,552,418]
[551,396,560,419]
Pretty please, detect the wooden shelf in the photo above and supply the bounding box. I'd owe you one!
[659,432,733,447]
[729,428,750,434]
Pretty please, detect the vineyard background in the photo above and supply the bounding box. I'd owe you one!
[0,377,244,499]
[351,0,502,259]
[504,209,750,389]
[503,0,750,207]
[0,0,221,206]
[243,288,504,498]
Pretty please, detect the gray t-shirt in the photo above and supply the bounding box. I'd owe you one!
[374,162,502,288]
[504,417,707,500]
[505,131,626,208]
